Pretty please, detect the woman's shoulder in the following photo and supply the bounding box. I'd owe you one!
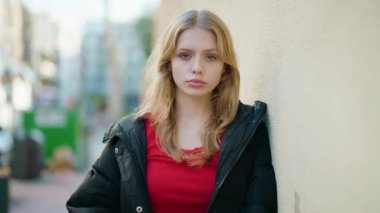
[102,113,144,143]
[238,100,267,117]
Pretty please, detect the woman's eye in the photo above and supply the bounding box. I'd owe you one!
[179,53,191,60]
[206,55,217,61]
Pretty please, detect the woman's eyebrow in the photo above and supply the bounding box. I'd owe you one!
[203,48,218,52]
[176,48,193,52]
[176,48,218,52]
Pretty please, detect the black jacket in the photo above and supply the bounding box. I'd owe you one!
[67,101,277,213]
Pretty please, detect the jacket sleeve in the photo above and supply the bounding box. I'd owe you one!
[66,139,121,213]
[241,122,277,213]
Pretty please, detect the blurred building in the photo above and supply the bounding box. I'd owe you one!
[80,22,107,128]
[1,0,151,167]
[113,23,146,111]
[1,0,62,130]
[56,21,82,109]
[29,13,59,108]
[0,0,35,129]
[80,21,146,126]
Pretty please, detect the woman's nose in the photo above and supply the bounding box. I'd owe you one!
[192,56,203,74]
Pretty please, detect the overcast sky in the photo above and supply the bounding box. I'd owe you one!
[21,0,159,24]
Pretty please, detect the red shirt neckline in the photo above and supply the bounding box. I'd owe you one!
[145,117,220,213]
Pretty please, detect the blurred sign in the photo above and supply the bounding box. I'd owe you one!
[35,109,66,127]
[23,108,81,160]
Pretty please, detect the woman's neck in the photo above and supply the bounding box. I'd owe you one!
[175,92,212,149]
[175,93,212,124]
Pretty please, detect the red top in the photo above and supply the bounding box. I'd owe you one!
[145,118,219,213]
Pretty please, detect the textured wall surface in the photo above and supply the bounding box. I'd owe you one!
[157,1,380,212]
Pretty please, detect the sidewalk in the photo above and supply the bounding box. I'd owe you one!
[9,170,87,213]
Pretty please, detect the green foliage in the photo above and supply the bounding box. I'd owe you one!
[134,14,154,57]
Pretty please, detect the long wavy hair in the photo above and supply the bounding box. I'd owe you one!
[135,10,240,166]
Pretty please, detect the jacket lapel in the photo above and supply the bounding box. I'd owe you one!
[208,101,267,210]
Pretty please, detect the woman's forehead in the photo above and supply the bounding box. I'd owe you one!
[176,27,218,50]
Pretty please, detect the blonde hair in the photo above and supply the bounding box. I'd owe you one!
[136,10,240,166]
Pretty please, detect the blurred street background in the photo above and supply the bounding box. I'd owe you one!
[0,0,158,212]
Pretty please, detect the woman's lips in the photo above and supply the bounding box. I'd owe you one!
[187,79,206,87]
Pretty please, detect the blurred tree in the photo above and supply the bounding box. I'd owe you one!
[134,15,153,57]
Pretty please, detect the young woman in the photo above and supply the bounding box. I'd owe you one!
[67,10,277,213]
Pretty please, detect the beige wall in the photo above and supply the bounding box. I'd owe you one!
[156,0,380,212]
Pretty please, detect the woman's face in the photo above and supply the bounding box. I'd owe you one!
[171,27,224,101]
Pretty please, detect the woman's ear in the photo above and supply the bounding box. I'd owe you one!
[166,62,172,72]
[160,61,171,73]
[223,64,230,74]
